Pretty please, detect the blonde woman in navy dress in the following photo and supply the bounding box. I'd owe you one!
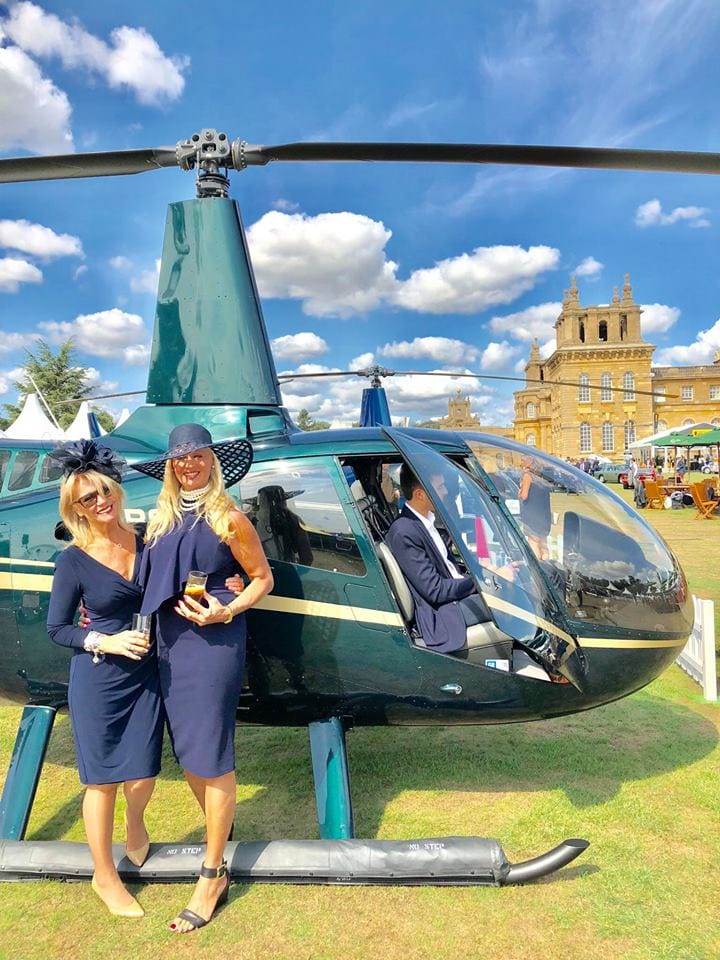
[136,424,272,933]
[46,441,164,919]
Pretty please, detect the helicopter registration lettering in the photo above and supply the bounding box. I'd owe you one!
[124,508,159,524]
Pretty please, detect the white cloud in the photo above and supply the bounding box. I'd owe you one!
[0,257,43,292]
[394,245,559,314]
[73,264,88,280]
[129,259,161,294]
[378,337,479,365]
[635,198,710,228]
[385,100,439,128]
[0,44,73,153]
[0,219,83,259]
[0,331,40,353]
[80,367,118,393]
[479,340,521,371]
[654,318,720,366]
[247,210,398,318]
[271,332,329,362]
[0,366,26,394]
[488,301,562,344]
[39,308,150,365]
[109,255,132,270]
[271,199,300,212]
[2,2,188,106]
[640,302,680,334]
[575,256,603,279]
[350,352,374,370]
[122,344,151,367]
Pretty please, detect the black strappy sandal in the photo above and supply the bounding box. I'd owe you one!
[170,860,230,933]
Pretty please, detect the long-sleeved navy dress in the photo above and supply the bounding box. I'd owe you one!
[139,513,246,779]
[47,536,164,785]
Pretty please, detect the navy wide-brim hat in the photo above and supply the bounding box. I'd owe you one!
[133,423,253,488]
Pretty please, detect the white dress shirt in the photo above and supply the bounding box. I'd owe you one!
[406,505,463,580]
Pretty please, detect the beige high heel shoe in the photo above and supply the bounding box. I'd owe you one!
[91,876,144,918]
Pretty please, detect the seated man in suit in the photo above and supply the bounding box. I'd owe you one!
[385,465,493,659]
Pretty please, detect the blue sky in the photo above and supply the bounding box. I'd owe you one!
[1,0,720,426]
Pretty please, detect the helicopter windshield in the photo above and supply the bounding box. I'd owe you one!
[464,438,692,637]
[382,430,572,648]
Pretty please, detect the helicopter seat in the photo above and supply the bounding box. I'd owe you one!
[376,542,506,657]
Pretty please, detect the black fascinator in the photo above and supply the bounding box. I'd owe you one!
[49,440,125,483]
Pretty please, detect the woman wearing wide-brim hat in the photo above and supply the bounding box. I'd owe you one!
[135,423,273,933]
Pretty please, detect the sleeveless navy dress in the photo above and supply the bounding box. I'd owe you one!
[47,536,164,786]
[139,513,246,779]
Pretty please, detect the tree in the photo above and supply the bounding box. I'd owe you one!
[296,408,331,431]
[1,339,94,430]
[93,408,117,433]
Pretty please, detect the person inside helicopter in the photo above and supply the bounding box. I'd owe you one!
[384,465,497,661]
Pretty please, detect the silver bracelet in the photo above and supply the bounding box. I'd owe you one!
[83,630,106,664]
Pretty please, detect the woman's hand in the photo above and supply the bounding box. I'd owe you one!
[100,630,150,661]
[225,575,245,595]
[174,591,232,626]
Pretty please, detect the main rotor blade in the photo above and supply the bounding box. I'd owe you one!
[0,148,177,184]
[278,369,674,398]
[54,389,147,405]
[242,142,720,175]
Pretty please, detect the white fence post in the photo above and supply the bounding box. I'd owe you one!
[676,596,718,702]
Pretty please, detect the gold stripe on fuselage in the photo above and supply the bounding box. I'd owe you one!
[0,561,689,648]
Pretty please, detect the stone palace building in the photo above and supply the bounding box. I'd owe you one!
[436,274,720,459]
[512,275,720,459]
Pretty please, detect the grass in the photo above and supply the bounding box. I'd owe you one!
[0,494,718,960]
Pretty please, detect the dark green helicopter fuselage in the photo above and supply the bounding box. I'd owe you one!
[0,193,692,727]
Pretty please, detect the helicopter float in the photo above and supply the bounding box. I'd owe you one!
[0,130,706,886]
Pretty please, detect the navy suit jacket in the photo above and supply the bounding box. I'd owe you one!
[385,506,476,652]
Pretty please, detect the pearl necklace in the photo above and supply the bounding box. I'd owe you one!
[179,481,212,512]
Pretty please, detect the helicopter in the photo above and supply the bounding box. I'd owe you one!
[0,131,705,885]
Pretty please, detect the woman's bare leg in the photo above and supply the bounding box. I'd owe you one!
[84,784,138,911]
[170,771,235,932]
[123,777,155,852]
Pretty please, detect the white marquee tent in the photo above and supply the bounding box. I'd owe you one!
[3,393,64,441]
[63,401,104,440]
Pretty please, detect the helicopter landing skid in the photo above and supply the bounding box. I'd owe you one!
[0,837,589,886]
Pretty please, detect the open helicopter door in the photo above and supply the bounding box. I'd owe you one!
[381,429,586,691]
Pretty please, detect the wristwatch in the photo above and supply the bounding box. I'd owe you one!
[223,606,234,625]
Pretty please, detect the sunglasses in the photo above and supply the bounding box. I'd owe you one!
[74,483,112,509]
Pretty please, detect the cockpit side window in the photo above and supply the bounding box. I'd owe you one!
[7,451,39,492]
[0,450,11,490]
[237,459,366,577]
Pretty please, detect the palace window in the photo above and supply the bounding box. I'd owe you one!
[526,432,536,447]
[681,385,693,401]
[654,385,666,403]
[623,372,635,401]
[682,419,694,428]
[620,314,628,341]
[579,422,592,453]
[709,385,720,400]
[599,320,608,342]
[526,402,536,418]
[624,420,636,448]
[579,374,590,403]
[600,372,612,401]
[656,420,668,433]
[579,319,586,343]
[601,421,614,452]
[712,419,720,427]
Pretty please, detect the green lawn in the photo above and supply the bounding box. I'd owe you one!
[0,496,718,960]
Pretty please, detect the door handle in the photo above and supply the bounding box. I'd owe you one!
[440,683,462,695]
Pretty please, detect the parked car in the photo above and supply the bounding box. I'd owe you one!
[620,466,656,489]
[595,462,628,484]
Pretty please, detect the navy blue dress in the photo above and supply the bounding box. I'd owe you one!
[139,513,246,779]
[47,537,164,786]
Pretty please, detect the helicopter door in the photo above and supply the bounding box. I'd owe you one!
[381,429,586,690]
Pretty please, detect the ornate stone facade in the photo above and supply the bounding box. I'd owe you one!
[436,388,513,437]
[513,275,720,459]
